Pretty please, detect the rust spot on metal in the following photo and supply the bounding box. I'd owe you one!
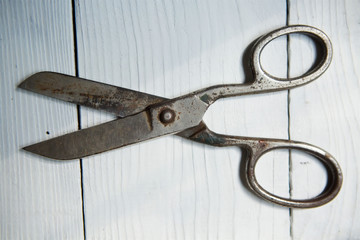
[258,140,268,149]
[159,108,176,124]
[325,152,332,159]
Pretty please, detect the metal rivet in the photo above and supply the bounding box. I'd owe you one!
[159,108,175,124]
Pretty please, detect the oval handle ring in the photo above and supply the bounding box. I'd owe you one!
[251,25,333,87]
[245,139,342,208]
[181,125,342,208]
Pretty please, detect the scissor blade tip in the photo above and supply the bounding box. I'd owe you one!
[18,74,37,90]
[22,144,43,157]
[18,84,24,90]
[17,80,28,90]
[22,144,36,152]
[18,72,54,93]
[22,144,73,160]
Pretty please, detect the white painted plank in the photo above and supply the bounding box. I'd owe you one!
[75,0,292,239]
[289,0,360,239]
[0,1,84,239]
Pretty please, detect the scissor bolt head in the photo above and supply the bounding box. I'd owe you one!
[159,108,175,124]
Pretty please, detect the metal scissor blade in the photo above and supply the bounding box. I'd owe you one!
[23,111,160,160]
[18,72,164,117]
[19,72,208,159]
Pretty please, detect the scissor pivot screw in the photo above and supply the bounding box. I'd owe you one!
[159,108,176,124]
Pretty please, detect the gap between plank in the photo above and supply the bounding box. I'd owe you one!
[286,0,294,239]
[72,0,86,239]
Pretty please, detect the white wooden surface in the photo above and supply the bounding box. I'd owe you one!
[288,0,360,239]
[1,0,359,239]
[0,1,84,239]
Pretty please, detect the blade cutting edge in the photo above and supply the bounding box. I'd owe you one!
[23,111,158,160]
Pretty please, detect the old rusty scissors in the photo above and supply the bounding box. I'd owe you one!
[19,25,342,208]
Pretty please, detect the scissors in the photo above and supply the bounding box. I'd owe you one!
[19,25,342,208]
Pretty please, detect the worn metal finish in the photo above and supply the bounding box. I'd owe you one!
[193,25,333,104]
[19,25,341,208]
[18,72,164,117]
[23,111,159,160]
[179,125,342,208]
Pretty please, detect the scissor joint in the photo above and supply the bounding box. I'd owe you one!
[158,108,176,124]
[148,95,208,135]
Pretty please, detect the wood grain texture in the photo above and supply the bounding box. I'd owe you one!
[0,1,84,239]
[288,0,360,239]
[75,0,291,239]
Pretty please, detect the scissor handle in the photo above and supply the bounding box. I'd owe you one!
[184,126,342,208]
[243,138,342,208]
[196,25,332,105]
[251,25,332,86]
